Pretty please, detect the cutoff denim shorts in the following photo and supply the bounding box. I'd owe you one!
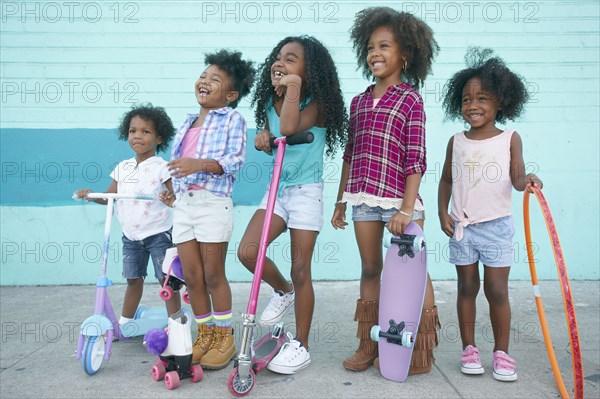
[122,229,173,280]
[449,216,514,267]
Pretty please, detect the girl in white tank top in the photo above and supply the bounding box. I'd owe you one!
[438,48,543,383]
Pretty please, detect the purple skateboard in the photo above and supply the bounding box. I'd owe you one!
[371,222,427,382]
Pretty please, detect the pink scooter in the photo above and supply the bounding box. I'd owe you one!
[227,131,314,396]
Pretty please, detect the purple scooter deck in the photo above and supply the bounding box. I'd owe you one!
[377,222,427,382]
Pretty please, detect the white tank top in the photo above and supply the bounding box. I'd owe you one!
[450,130,514,241]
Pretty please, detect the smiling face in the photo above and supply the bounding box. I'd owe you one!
[461,77,501,132]
[128,115,162,163]
[270,41,306,87]
[195,64,238,109]
[367,26,404,85]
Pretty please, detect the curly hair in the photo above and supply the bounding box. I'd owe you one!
[442,47,529,123]
[118,103,175,153]
[205,49,256,109]
[251,36,349,156]
[350,7,439,90]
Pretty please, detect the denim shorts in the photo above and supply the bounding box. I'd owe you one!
[449,216,514,267]
[122,229,173,280]
[351,204,425,222]
[258,182,323,232]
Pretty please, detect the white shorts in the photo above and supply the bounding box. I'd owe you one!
[172,189,233,244]
[258,182,323,232]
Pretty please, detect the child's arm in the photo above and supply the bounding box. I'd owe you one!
[438,137,455,237]
[159,179,175,208]
[331,161,350,230]
[510,132,543,192]
[168,158,224,178]
[276,74,320,135]
[255,120,274,154]
[75,180,117,205]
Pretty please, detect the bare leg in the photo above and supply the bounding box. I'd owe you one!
[177,240,210,316]
[288,228,318,348]
[200,242,231,312]
[483,266,511,353]
[237,210,292,293]
[353,221,385,301]
[122,278,144,318]
[456,263,480,348]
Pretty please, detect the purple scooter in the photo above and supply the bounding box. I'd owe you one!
[73,192,168,375]
[227,131,314,396]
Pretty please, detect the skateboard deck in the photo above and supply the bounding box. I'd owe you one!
[372,222,427,382]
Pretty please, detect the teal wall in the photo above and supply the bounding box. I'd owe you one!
[1,0,598,284]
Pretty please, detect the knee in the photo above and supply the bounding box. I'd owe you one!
[290,265,310,287]
[484,284,508,304]
[457,278,480,298]
[204,271,227,291]
[360,262,382,281]
[127,278,143,287]
[237,242,258,271]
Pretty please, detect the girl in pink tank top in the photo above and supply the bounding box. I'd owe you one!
[438,47,543,383]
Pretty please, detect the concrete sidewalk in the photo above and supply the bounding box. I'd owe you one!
[1,280,599,398]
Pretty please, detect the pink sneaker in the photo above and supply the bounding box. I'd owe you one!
[493,350,517,381]
[461,345,484,375]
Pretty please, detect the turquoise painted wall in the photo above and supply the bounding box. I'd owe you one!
[1,0,598,284]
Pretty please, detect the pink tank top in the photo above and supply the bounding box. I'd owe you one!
[450,129,514,240]
[180,127,203,190]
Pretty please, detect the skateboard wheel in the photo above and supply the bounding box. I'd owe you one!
[401,331,413,348]
[370,325,381,342]
[382,232,394,248]
[414,236,425,252]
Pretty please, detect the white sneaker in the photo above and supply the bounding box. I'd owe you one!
[267,332,311,374]
[259,286,294,326]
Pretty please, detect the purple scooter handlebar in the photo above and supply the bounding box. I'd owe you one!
[246,131,313,315]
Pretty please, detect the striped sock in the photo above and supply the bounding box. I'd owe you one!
[194,311,214,326]
[213,310,233,327]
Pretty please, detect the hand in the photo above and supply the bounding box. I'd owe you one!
[331,203,348,230]
[387,210,411,236]
[525,173,543,193]
[274,74,302,98]
[439,212,455,237]
[254,129,274,153]
[168,158,198,178]
[75,189,93,202]
[159,190,175,207]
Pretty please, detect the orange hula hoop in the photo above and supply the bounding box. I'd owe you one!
[523,186,584,399]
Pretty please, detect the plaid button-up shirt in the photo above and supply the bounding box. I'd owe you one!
[170,107,246,197]
[342,83,427,200]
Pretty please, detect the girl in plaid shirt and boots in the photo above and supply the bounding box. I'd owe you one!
[162,50,255,370]
[331,7,440,374]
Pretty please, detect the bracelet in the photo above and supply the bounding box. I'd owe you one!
[335,200,346,207]
[399,209,413,217]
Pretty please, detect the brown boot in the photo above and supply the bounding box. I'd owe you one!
[343,299,378,371]
[408,306,441,375]
[192,323,214,365]
[200,326,236,370]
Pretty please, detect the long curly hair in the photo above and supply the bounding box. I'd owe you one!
[442,47,529,123]
[251,36,348,156]
[350,7,439,90]
[118,103,175,153]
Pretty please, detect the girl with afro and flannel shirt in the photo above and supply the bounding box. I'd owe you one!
[331,7,440,375]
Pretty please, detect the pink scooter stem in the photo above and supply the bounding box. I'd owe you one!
[245,131,314,315]
[246,137,287,315]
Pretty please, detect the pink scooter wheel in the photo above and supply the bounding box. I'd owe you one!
[151,362,166,381]
[159,286,173,301]
[164,370,180,390]
[228,367,255,396]
[190,364,203,383]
